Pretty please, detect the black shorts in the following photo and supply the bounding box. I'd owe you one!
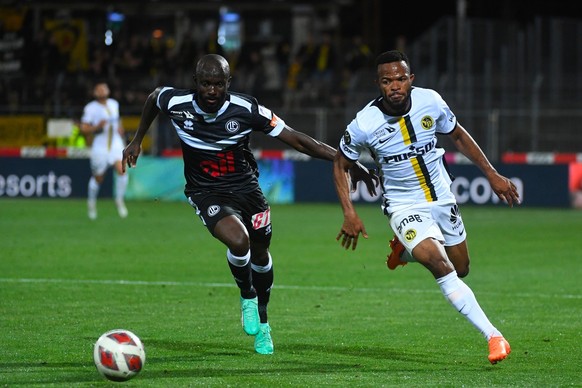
[187,189,272,244]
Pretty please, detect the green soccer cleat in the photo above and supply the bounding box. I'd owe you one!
[254,323,274,355]
[240,296,260,336]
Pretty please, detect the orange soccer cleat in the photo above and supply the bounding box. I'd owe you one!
[386,235,407,270]
[487,336,511,364]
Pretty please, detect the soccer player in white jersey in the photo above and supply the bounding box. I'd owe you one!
[81,81,128,220]
[122,54,378,355]
[333,50,520,364]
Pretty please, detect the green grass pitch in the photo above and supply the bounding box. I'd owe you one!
[0,199,581,386]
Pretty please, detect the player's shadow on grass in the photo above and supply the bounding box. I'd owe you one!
[0,338,484,385]
[139,338,483,376]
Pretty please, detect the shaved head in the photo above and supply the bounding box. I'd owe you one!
[193,54,232,113]
[195,54,230,79]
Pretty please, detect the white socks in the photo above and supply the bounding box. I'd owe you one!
[251,253,272,273]
[227,249,251,267]
[437,271,501,340]
[115,173,128,202]
[88,176,100,202]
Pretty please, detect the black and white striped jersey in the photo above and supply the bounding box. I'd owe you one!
[157,87,286,195]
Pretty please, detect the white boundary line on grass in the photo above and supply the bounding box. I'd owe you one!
[0,277,581,299]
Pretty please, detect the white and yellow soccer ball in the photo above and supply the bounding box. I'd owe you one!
[93,329,146,382]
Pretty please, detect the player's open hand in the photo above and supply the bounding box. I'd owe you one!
[349,162,380,196]
[122,143,141,173]
[489,173,521,207]
[336,215,368,250]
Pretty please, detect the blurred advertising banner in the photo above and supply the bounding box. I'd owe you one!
[125,156,186,202]
[0,157,111,198]
[0,156,572,207]
[124,156,294,204]
[449,164,569,208]
[294,161,571,208]
[570,163,582,209]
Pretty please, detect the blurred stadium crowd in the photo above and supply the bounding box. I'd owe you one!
[2,1,581,155]
[0,3,383,118]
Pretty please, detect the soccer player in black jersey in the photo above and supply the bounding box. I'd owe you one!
[122,54,378,355]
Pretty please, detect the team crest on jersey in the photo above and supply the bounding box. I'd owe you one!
[225,119,239,133]
[421,115,434,130]
[404,228,417,242]
[343,130,351,144]
[207,205,221,217]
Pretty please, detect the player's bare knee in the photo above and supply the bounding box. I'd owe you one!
[219,232,250,256]
[455,263,470,278]
[251,253,270,266]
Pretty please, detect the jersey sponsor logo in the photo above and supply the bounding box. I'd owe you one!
[421,115,434,130]
[396,214,422,235]
[184,119,194,130]
[225,119,240,133]
[251,207,271,230]
[184,111,195,119]
[200,150,235,177]
[381,138,437,163]
[207,205,221,217]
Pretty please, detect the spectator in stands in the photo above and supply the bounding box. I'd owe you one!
[311,32,336,104]
[80,81,128,220]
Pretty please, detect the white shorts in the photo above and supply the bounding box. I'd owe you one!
[388,201,467,253]
[90,144,124,176]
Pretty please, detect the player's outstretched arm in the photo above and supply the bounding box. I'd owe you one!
[333,151,368,250]
[448,123,520,207]
[276,125,336,160]
[276,126,378,196]
[122,88,162,172]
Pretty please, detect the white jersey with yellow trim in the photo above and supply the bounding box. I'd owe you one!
[339,87,458,214]
[81,98,124,155]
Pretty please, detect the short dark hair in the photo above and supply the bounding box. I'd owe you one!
[375,50,410,70]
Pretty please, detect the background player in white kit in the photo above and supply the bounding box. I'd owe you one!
[333,50,520,364]
[81,81,128,220]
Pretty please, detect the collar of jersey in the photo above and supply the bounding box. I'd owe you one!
[192,97,230,122]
